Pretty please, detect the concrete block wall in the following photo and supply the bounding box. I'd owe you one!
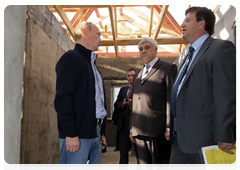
[20,6,73,164]
[27,5,74,52]
[213,5,236,42]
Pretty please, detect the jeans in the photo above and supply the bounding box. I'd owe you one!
[59,125,102,164]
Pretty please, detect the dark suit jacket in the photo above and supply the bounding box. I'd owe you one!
[170,36,236,154]
[131,59,177,137]
[113,85,132,132]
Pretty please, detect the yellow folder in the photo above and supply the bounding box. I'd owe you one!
[201,145,236,164]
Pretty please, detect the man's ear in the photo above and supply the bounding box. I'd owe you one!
[82,28,88,37]
[199,20,206,31]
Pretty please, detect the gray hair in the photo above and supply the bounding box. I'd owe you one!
[138,38,158,49]
[74,21,93,41]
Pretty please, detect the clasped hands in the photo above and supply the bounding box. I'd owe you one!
[122,98,132,107]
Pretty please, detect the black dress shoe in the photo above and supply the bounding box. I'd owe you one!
[114,148,119,151]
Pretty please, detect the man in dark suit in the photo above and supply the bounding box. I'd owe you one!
[129,38,177,164]
[112,68,136,164]
[169,7,236,164]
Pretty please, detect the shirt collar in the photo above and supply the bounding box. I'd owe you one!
[145,57,159,68]
[91,52,97,63]
[191,33,209,51]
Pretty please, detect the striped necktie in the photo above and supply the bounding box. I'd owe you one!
[171,46,195,117]
[141,64,150,84]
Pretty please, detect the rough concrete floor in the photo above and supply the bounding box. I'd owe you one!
[102,146,137,164]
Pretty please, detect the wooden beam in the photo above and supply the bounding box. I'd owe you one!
[213,5,221,13]
[114,7,118,38]
[149,6,154,37]
[101,37,187,46]
[153,5,169,40]
[108,5,118,57]
[119,7,123,15]
[80,8,84,21]
[121,14,148,32]
[105,25,108,53]
[153,6,181,34]
[53,5,75,38]
[49,5,149,9]
[91,9,110,25]
[123,6,180,37]
[70,9,80,25]
[72,9,88,28]
[96,51,179,58]
[95,9,103,29]
[75,9,94,29]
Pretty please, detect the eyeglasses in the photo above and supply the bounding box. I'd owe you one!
[182,18,203,25]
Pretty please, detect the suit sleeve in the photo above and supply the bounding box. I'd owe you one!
[166,64,177,128]
[213,41,236,143]
[114,87,125,110]
[54,53,79,138]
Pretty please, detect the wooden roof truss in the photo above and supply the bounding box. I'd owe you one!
[48,5,188,58]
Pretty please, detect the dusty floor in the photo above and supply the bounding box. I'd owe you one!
[101,146,137,164]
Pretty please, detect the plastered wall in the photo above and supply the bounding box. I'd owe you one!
[4,5,27,164]
[20,5,73,163]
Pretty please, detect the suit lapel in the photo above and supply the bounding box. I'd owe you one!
[181,36,212,88]
[141,59,162,84]
[122,86,128,99]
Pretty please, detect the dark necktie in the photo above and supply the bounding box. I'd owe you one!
[141,64,150,84]
[171,46,195,117]
[127,86,132,98]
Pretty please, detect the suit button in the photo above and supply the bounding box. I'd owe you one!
[138,97,141,100]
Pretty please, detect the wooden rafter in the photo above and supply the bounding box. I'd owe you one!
[108,5,118,57]
[153,5,169,40]
[75,9,94,29]
[95,9,103,29]
[153,5,182,35]
[114,7,118,38]
[53,5,74,38]
[149,6,154,37]
[121,14,148,32]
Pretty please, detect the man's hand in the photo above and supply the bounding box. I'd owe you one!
[66,136,80,152]
[164,130,170,141]
[101,136,107,150]
[125,98,132,106]
[218,142,236,155]
[129,132,136,143]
